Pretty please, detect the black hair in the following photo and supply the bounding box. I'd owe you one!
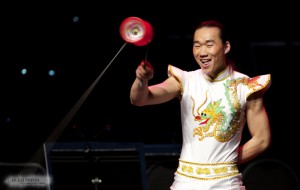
[196,20,229,46]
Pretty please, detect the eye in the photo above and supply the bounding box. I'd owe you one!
[193,42,201,48]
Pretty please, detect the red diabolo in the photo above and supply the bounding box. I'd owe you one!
[119,17,153,46]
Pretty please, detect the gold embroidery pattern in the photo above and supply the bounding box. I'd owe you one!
[177,160,239,180]
[192,75,267,142]
[176,170,240,181]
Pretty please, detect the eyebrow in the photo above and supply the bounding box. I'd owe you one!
[193,39,215,44]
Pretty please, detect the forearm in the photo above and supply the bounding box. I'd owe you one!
[238,135,271,165]
[130,78,149,106]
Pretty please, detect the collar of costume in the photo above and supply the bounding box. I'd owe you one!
[203,66,231,82]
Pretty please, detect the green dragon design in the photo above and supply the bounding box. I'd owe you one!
[192,76,262,142]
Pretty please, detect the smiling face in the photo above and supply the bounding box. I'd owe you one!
[193,26,230,79]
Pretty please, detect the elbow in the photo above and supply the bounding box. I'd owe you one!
[265,136,272,150]
[130,98,145,107]
[260,134,272,152]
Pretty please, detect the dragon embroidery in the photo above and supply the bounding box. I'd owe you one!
[192,76,262,142]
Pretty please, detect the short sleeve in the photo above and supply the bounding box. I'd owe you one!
[168,65,184,78]
[246,74,271,98]
[168,64,184,95]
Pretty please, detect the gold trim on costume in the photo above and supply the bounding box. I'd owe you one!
[177,160,239,180]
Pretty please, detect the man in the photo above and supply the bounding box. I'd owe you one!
[130,20,271,190]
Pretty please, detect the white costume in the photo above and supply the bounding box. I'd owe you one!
[168,65,271,190]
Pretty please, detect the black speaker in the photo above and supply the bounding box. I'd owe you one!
[144,144,181,190]
[44,142,147,190]
[242,158,300,190]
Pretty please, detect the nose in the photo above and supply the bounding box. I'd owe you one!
[197,47,208,57]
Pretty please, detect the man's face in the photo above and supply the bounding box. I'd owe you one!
[193,26,229,79]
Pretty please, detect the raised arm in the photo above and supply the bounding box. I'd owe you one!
[130,61,181,106]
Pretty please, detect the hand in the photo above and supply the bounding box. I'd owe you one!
[136,60,154,82]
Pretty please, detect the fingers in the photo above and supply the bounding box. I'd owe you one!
[136,60,154,81]
[141,60,153,70]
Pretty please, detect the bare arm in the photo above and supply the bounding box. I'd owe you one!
[238,92,271,165]
[130,61,181,106]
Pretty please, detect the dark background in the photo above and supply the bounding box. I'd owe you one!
[0,2,299,189]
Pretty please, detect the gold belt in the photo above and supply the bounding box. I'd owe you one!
[176,159,239,180]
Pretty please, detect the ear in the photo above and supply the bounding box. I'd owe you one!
[224,41,231,54]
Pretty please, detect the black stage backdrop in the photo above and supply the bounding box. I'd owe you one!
[0,2,299,189]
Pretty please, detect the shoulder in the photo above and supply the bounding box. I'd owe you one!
[168,64,201,78]
[232,71,271,97]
